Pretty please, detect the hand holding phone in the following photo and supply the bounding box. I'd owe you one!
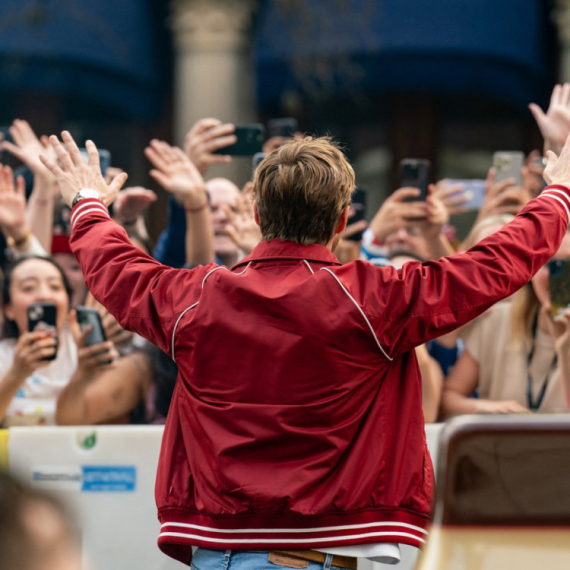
[75,306,114,366]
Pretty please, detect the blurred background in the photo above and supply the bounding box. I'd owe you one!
[0,0,560,240]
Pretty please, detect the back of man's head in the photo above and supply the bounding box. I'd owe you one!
[253,136,355,246]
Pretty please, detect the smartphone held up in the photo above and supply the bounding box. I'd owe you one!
[27,302,58,361]
[400,159,430,202]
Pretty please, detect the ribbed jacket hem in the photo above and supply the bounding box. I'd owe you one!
[157,507,430,565]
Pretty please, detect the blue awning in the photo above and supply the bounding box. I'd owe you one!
[0,0,169,120]
[255,0,549,110]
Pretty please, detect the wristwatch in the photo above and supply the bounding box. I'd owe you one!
[71,188,102,208]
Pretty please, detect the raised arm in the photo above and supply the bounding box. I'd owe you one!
[40,131,215,355]
[343,139,570,358]
[145,139,215,266]
[0,119,59,252]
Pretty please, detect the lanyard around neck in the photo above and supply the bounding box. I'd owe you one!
[526,311,557,411]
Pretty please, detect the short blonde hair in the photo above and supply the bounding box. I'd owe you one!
[252,136,355,245]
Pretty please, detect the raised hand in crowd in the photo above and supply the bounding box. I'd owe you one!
[369,187,428,242]
[112,185,157,244]
[145,140,207,208]
[529,83,570,156]
[417,185,455,258]
[0,119,61,252]
[0,165,28,245]
[0,119,57,182]
[223,181,262,256]
[334,215,368,264]
[184,118,236,174]
[474,167,531,224]
[522,150,546,198]
[40,132,128,208]
[145,138,214,266]
[431,179,470,216]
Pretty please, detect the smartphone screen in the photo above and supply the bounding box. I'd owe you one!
[400,159,430,202]
[27,302,58,361]
[443,179,486,211]
[493,151,524,187]
[549,259,570,318]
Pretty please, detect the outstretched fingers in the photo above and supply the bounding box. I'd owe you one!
[48,134,74,172]
[61,131,84,169]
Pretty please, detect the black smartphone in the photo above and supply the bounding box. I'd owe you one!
[400,159,430,201]
[213,124,265,156]
[548,259,570,318]
[79,148,111,177]
[346,188,367,242]
[27,302,58,361]
[252,152,267,178]
[267,118,298,139]
[75,306,108,345]
[493,151,524,187]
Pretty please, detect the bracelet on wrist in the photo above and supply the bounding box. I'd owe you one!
[184,201,208,214]
[6,228,31,248]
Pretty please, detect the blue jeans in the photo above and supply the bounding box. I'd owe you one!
[191,549,348,570]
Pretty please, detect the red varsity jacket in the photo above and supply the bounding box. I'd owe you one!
[68,185,570,566]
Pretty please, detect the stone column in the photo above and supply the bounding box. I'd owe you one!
[555,0,570,82]
[170,0,258,183]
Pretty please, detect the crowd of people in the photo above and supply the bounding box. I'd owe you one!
[0,84,569,431]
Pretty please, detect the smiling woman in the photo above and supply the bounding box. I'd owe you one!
[0,256,119,426]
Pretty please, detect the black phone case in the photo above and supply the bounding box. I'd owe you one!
[400,160,430,202]
[75,307,107,347]
[213,125,265,156]
[27,302,58,361]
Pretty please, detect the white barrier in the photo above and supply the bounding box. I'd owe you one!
[6,423,445,570]
[8,426,179,570]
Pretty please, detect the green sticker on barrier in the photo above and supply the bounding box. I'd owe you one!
[80,432,97,450]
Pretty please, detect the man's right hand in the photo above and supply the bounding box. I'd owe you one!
[544,130,570,188]
[529,83,570,155]
[184,118,236,174]
[369,187,428,242]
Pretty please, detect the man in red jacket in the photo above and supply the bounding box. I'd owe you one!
[42,132,570,570]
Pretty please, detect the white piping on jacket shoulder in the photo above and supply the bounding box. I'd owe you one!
[320,267,393,361]
[171,262,252,361]
[303,260,315,274]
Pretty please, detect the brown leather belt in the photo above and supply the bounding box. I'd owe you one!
[271,550,357,570]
